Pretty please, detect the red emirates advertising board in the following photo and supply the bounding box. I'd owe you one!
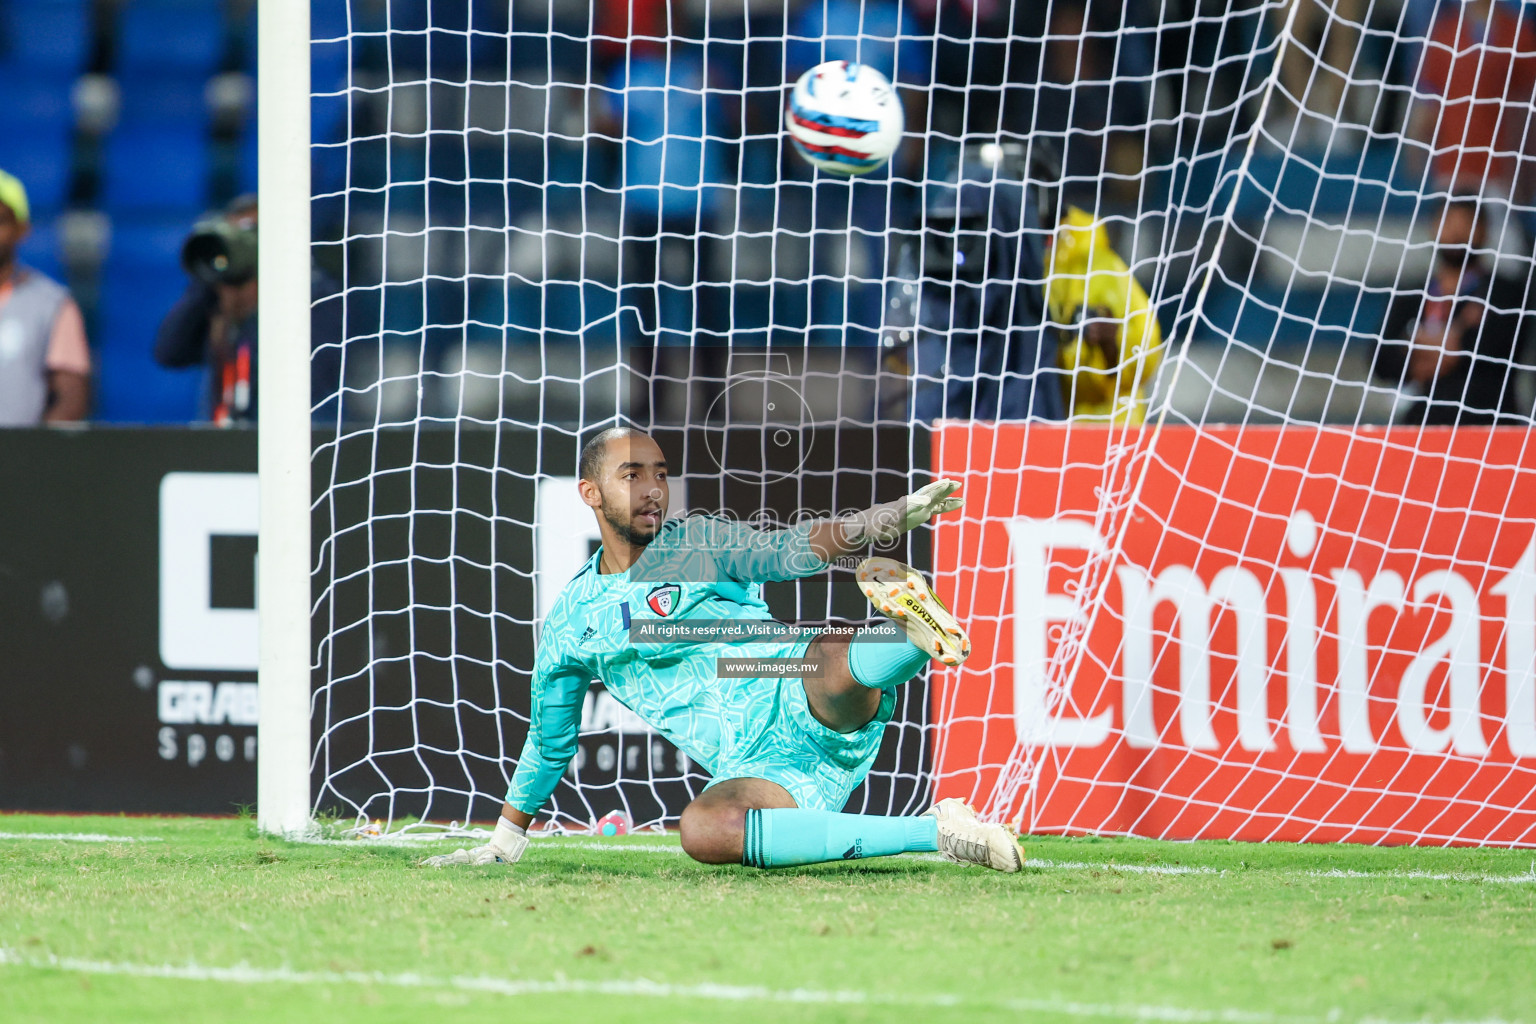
[931,423,1536,845]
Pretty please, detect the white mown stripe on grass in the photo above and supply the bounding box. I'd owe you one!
[0,948,1522,1024]
[1030,859,1536,884]
[503,845,1536,884]
[1302,867,1536,885]
[1026,858,1219,875]
[0,832,163,843]
[305,837,691,852]
[12,829,1532,886]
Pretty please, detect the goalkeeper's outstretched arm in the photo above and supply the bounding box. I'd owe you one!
[705,479,964,583]
[804,478,964,564]
[422,642,586,867]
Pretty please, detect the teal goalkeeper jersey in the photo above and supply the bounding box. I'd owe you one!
[506,514,832,815]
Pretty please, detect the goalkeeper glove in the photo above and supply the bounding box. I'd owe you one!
[420,816,529,868]
[840,479,964,547]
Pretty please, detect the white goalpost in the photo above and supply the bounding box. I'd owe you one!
[256,0,313,837]
[259,1,1536,845]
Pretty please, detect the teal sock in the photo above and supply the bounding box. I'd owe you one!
[741,808,939,868]
[846,624,931,689]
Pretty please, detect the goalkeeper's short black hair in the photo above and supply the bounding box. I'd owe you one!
[579,426,646,482]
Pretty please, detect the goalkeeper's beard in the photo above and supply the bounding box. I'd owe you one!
[602,497,660,547]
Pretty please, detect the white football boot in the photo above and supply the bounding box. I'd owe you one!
[923,798,1024,873]
[857,557,972,667]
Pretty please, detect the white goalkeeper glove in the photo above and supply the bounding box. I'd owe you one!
[840,479,964,547]
[420,816,529,868]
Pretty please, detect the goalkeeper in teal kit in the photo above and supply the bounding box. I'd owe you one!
[425,427,1022,873]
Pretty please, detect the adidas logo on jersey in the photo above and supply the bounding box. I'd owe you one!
[577,626,596,644]
[842,840,863,860]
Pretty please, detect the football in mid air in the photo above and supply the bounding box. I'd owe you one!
[785,60,904,176]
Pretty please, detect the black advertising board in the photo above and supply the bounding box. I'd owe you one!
[0,424,930,820]
[0,428,260,813]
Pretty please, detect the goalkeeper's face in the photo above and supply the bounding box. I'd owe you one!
[592,434,669,547]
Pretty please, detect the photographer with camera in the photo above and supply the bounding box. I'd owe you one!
[155,194,345,425]
[887,143,1065,422]
[154,195,260,425]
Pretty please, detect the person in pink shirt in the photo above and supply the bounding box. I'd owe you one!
[0,169,90,425]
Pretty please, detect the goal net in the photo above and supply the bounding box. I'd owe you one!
[303,0,1536,844]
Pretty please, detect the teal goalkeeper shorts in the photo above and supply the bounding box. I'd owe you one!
[703,636,898,812]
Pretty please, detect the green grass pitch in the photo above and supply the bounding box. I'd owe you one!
[2,813,1534,1024]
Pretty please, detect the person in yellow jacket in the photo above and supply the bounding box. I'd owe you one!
[1047,206,1163,424]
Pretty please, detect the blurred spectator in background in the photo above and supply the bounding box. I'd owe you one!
[596,17,734,344]
[154,195,259,424]
[1372,194,1534,425]
[910,0,1017,144]
[1047,206,1164,423]
[1268,0,1366,146]
[1027,0,1149,208]
[1410,0,1536,205]
[888,146,1064,421]
[154,195,344,424]
[0,169,90,426]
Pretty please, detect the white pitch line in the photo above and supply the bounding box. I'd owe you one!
[0,832,163,843]
[0,948,1522,1024]
[1028,858,1219,876]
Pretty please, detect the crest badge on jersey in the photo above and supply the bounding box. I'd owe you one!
[646,584,680,617]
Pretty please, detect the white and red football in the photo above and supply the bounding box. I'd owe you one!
[785,60,905,176]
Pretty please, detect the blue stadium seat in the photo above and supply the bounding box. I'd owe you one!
[311,0,349,42]
[311,43,351,147]
[116,1,224,78]
[312,38,349,96]
[17,221,65,282]
[233,0,256,73]
[103,126,209,214]
[95,264,205,423]
[238,124,256,194]
[0,0,90,75]
[0,71,74,135]
[109,217,190,271]
[312,140,350,198]
[0,124,73,217]
[116,77,210,130]
[0,72,76,218]
[1239,145,1416,220]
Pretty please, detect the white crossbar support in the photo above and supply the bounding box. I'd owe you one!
[256,0,313,837]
